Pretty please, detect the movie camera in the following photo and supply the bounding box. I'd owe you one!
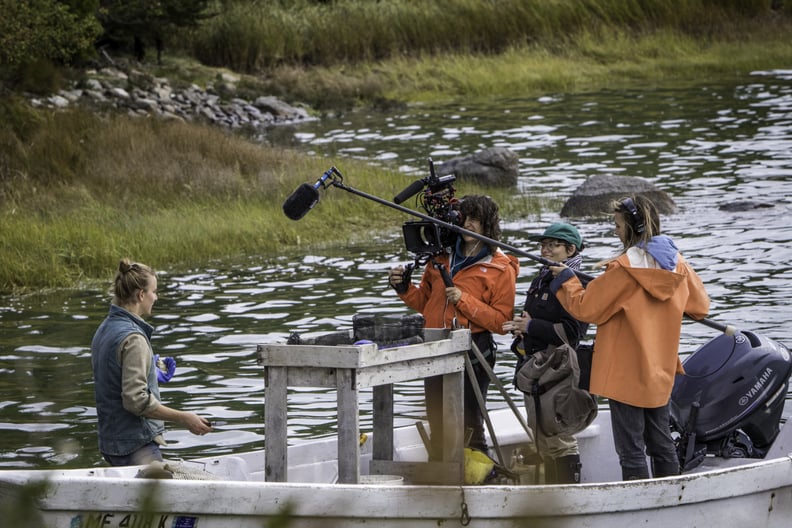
[396,159,463,257]
[392,160,464,291]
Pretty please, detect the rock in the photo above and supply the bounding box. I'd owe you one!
[560,174,677,218]
[48,95,70,108]
[254,96,311,121]
[152,86,172,101]
[435,147,519,187]
[84,78,103,91]
[109,87,130,99]
[33,62,316,137]
[60,90,83,102]
[718,201,775,212]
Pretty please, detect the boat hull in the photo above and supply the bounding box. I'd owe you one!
[3,459,792,528]
[3,408,792,528]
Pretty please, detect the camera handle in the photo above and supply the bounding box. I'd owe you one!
[431,258,454,288]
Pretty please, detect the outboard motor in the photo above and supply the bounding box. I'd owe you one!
[670,330,792,472]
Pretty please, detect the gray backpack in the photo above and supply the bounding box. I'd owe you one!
[515,324,598,437]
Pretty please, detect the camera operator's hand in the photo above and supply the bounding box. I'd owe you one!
[388,265,413,294]
[446,286,463,305]
[388,266,403,287]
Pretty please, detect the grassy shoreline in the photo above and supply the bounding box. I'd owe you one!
[0,108,538,293]
[3,7,792,293]
[256,24,792,110]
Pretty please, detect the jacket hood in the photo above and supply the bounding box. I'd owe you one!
[640,235,679,270]
[617,238,685,302]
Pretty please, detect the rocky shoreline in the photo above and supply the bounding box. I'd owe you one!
[28,61,315,135]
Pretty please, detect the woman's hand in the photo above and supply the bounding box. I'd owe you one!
[503,311,531,336]
[388,265,405,287]
[445,286,463,304]
[550,263,568,277]
[183,412,213,436]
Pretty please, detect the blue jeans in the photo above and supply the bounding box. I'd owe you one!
[103,441,163,467]
[609,400,679,480]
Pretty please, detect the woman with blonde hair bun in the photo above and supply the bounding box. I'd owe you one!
[91,259,213,466]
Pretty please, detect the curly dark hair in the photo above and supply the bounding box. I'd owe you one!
[458,195,502,245]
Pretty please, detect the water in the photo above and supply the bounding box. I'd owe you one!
[2,70,791,470]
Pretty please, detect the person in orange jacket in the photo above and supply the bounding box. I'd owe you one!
[549,195,710,480]
[388,195,519,459]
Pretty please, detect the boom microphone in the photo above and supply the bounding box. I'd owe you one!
[394,178,426,204]
[282,168,337,220]
[283,183,320,220]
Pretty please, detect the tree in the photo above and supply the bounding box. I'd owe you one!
[0,0,101,68]
[97,0,215,63]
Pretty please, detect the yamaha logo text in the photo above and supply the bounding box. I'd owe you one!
[738,367,773,406]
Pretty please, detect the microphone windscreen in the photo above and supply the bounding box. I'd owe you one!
[393,179,425,204]
[283,183,320,220]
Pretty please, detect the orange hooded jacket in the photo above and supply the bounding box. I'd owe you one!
[399,249,519,335]
[551,250,710,408]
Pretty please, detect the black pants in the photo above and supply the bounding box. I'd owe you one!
[425,332,495,460]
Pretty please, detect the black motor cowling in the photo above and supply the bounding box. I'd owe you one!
[670,330,792,472]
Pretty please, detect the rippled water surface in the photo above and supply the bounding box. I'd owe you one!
[2,70,791,469]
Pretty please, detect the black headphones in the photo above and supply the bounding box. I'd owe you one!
[619,197,645,234]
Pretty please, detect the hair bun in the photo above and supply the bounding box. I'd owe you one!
[118,258,133,273]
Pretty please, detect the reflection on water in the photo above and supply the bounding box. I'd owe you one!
[1,71,791,469]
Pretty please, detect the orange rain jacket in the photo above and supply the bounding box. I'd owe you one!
[399,249,519,335]
[551,251,710,408]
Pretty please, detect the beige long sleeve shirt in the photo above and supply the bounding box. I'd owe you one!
[118,333,165,444]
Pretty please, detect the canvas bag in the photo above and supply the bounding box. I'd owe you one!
[515,324,598,437]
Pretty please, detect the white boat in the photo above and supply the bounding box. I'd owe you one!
[2,328,791,528]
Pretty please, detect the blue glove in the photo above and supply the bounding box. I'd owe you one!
[153,354,177,383]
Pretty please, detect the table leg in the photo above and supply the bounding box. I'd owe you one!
[373,384,394,461]
[264,366,288,482]
[336,368,360,483]
[443,370,465,482]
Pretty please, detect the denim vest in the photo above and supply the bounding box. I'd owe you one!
[91,304,165,456]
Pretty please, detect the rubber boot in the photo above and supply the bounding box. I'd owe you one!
[651,458,680,478]
[554,454,582,484]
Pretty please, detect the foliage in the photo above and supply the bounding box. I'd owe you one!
[97,0,216,62]
[0,480,50,527]
[240,27,792,110]
[187,0,791,73]
[0,0,101,68]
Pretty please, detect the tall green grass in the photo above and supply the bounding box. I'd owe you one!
[189,0,790,73]
[236,27,792,109]
[177,0,792,109]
